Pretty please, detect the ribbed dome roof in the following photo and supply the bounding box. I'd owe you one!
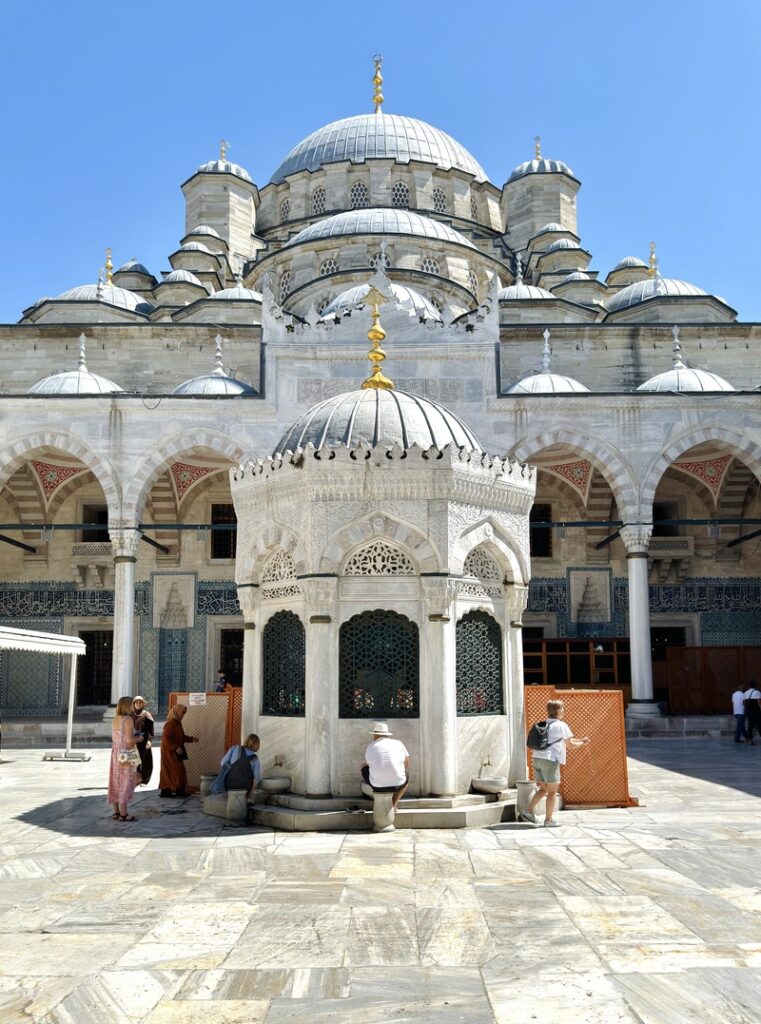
[179,242,213,254]
[508,157,575,182]
[557,271,591,282]
[612,256,647,271]
[197,159,253,183]
[28,334,123,395]
[210,284,262,301]
[173,336,256,395]
[321,282,441,321]
[285,208,476,249]
[116,258,152,276]
[534,223,566,235]
[606,276,707,312]
[187,225,221,238]
[637,326,734,392]
[276,388,482,455]
[506,328,588,394]
[270,113,488,184]
[160,270,206,287]
[56,283,153,313]
[498,283,555,301]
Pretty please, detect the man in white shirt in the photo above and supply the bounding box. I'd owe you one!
[744,681,761,745]
[520,699,589,828]
[361,722,410,810]
[732,685,748,743]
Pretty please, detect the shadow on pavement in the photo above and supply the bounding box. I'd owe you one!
[627,736,761,799]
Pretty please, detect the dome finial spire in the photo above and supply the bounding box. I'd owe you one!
[648,240,658,279]
[212,334,225,376]
[541,328,552,373]
[361,286,394,390]
[105,247,113,286]
[77,333,87,371]
[535,135,542,160]
[372,54,384,113]
[219,138,229,161]
[515,254,523,284]
[671,324,685,369]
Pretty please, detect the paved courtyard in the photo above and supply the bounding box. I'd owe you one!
[2,739,761,1023]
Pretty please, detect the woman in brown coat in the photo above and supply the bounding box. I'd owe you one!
[159,704,199,798]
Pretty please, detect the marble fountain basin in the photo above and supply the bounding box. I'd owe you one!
[471,776,507,795]
[259,775,292,794]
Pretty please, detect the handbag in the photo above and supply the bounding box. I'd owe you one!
[117,716,141,768]
[176,745,189,761]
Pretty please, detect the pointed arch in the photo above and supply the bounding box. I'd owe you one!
[451,517,529,586]
[319,512,441,574]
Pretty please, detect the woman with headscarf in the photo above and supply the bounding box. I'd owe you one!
[159,703,199,798]
[108,695,141,821]
[209,733,261,795]
[130,695,155,786]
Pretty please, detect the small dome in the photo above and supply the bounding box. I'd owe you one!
[285,208,475,250]
[558,271,590,282]
[173,336,256,395]
[507,372,589,395]
[187,225,221,238]
[276,388,482,455]
[534,223,566,235]
[179,242,213,254]
[637,326,734,393]
[508,157,575,183]
[116,258,152,276]
[56,283,153,313]
[160,270,205,287]
[271,113,488,184]
[606,276,708,312]
[544,238,581,253]
[197,159,253,183]
[612,256,647,271]
[29,334,123,395]
[499,283,555,301]
[321,282,440,321]
[210,284,262,301]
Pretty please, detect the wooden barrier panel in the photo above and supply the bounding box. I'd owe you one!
[168,691,231,791]
[524,685,637,808]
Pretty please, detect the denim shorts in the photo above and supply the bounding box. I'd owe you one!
[533,758,561,784]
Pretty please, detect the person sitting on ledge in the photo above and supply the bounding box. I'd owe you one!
[361,721,410,810]
[209,734,261,796]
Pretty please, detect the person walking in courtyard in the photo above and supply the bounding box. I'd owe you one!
[159,703,199,798]
[732,684,749,744]
[521,699,589,827]
[108,695,141,821]
[131,695,155,784]
[744,680,761,745]
[361,722,410,810]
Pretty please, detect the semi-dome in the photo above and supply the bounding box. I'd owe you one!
[276,387,482,455]
[508,157,575,183]
[321,282,441,321]
[612,256,647,271]
[534,223,566,235]
[544,239,581,253]
[29,334,123,395]
[210,284,262,301]
[179,242,213,254]
[606,276,707,313]
[285,208,475,249]
[160,270,205,287]
[56,283,153,313]
[197,158,253,183]
[637,326,734,393]
[498,283,555,301]
[187,225,221,238]
[559,271,591,282]
[506,328,588,394]
[270,113,488,184]
[173,336,256,395]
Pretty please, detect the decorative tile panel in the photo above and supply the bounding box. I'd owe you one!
[30,460,85,501]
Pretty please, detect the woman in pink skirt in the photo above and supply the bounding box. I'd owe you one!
[108,695,140,821]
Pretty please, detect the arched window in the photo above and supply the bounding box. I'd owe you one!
[279,270,291,303]
[469,270,479,297]
[280,198,291,220]
[391,181,409,208]
[312,187,326,215]
[421,256,440,275]
[369,250,390,270]
[430,294,443,315]
[344,540,415,576]
[262,610,306,716]
[433,187,447,214]
[261,550,301,600]
[350,181,370,209]
[318,294,332,314]
[319,258,339,277]
[470,194,479,221]
[339,610,419,718]
[456,610,503,715]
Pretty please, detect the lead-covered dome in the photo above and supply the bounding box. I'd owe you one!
[285,208,476,249]
[498,283,554,301]
[637,327,734,393]
[196,158,253,183]
[56,283,153,313]
[276,388,482,455]
[508,157,575,182]
[321,282,441,321]
[606,276,707,312]
[271,113,488,184]
[173,336,256,395]
[29,334,123,395]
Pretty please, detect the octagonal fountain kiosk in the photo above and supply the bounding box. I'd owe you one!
[231,288,536,829]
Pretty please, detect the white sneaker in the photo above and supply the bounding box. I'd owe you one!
[518,811,537,824]
[543,819,561,828]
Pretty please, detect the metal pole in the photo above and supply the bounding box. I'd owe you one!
[65,653,77,757]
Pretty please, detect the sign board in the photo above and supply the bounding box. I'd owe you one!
[188,692,207,706]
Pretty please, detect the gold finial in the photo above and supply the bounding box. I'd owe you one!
[361,286,394,390]
[535,135,542,160]
[372,54,384,114]
[219,138,230,161]
[648,240,657,278]
[105,247,113,286]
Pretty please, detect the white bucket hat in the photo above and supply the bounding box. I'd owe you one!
[370,721,393,736]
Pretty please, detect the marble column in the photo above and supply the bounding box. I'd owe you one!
[108,527,140,707]
[237,585,260,741]
[506,584,529,786]
[621,524,660,717]
[302,577,337,797]
[422,579,457,796]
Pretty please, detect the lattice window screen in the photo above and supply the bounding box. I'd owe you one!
[339,609,419,718]
[262,610,306,716]
[456,610,504,715]
[344,540,416,576]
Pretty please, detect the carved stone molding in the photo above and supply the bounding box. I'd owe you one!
[109,527,141,560]
[620,524,653,556]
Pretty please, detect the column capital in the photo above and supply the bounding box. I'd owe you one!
[236,583,260,621]
[505,583,529,622]
[109,526,141,560]
[620,524,653,556]
[422,576,458,615]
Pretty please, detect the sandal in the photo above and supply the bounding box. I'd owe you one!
[111,812,120,820]
[118,814,137,822]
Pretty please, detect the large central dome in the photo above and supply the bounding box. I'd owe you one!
[270,113,488,184]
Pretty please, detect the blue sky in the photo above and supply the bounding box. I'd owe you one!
[0,0,759,323]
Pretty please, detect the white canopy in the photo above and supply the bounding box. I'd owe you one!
[0,625,85,656]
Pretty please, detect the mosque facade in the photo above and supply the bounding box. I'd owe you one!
[1,59,760,740]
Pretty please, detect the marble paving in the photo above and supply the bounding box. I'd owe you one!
[2,739,761,1021]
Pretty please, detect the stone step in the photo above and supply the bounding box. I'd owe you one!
[625,715,735,739]
[266,792,500,812]
[249,798,516,832]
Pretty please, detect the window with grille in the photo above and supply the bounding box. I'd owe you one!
[81,505,108,543]
[470,195,479,221]
[391,181,409,208]
[312,187,326,215]
[319,258,338,277]
[530,503,553,558]
[339,609,419,718]
[433,187,447,214]
[370,250,390,270]
[469,270,479,297]
[279,271,291,303]
[421,257,439,275]
[350,181,370,208]
[430,294,443,314]
[456,610,504,715]
[210,503,237,559]
[262,611,305,716]
[280,198,290,220]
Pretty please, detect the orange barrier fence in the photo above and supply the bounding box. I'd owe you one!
[168,690,243,792]
[524,685,637,808]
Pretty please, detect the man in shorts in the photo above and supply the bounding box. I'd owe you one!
[361,722,410,809]
[520,699,589,827]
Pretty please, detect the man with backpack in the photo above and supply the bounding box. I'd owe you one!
[520,699,589,827]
